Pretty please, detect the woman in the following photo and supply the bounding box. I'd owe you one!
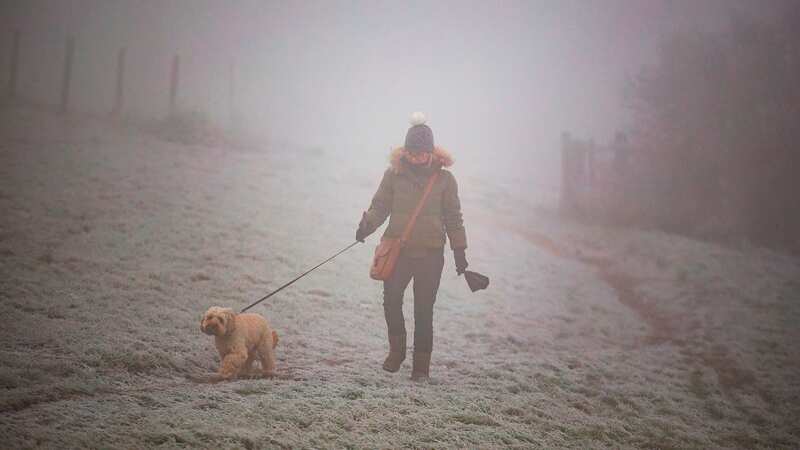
[356,112,468,381]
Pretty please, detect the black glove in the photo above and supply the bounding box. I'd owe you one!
[454,248,468,275]
[356,213,369,243]
[356,227,368,243]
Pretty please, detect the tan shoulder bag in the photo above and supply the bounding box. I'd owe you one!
[370,171,440,281]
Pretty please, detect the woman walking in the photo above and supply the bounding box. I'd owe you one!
[356,112,468,381]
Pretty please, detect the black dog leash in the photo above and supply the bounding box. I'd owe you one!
[240,241,360,313]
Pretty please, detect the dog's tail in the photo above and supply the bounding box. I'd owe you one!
[272,330,279,349]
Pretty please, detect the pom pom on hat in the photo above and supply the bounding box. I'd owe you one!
[405,112,434,153]
[410,112,427,126]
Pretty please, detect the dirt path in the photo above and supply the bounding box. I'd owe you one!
[482,211,780,412]
[483,213,762,398]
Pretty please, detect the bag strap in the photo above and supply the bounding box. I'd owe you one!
[400,171,440,243]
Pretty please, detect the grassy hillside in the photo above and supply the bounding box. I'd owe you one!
[1,107,798,449]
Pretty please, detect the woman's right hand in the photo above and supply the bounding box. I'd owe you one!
[356,212,369,243]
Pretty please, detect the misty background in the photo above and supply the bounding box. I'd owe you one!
[0,0,760,184]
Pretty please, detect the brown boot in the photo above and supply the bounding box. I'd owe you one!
[382,334,406,372]
[411,352,431,381]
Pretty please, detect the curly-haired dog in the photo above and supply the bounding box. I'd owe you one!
[200,306,279,381]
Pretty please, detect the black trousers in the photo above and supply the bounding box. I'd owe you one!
[383,248,445,353]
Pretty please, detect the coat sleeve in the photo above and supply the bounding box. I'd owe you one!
[362,169,393,235]
[442,171,467,250]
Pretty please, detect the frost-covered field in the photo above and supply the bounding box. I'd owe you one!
[1,107,799,449]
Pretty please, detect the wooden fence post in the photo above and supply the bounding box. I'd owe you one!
[6,30,20,99]
[112,47,126,116]
[228,58,235,130]
[587,138,596,186]
[169,54,179,117]
[560,131,574,214]
[59,36,75,114]
[613,131,629,177]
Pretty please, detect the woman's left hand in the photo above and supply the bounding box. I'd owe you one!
[454,248,468,274]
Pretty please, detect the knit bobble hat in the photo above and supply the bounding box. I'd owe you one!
[404,112,434,153]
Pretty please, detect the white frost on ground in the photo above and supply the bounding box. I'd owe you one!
[1,106,798,449]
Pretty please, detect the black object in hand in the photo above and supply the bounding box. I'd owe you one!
[463,270,490,292]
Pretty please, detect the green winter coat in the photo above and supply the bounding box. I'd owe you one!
[362,147,467,252]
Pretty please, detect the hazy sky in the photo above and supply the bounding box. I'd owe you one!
[1,0,757,179]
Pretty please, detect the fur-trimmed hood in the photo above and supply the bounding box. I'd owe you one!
[389,146,454,174]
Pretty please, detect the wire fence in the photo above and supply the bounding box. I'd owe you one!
[559,131,675,224]
[2,28,237,128]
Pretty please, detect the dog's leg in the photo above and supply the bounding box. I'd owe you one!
[219,347,248,380]
[242,353,256,376]
[257,337,276,377]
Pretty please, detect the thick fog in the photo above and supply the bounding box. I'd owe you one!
[3,2,800,447]
[0,0,758,181]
